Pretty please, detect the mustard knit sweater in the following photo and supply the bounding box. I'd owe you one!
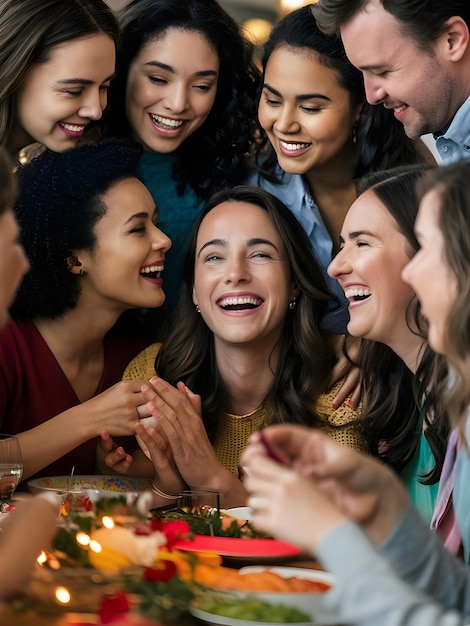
[124,344,366,475]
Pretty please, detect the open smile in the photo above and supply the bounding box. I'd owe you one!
[150,113,185,130]
[58,122,87,138]
[217,295,264,311]
[344,287,372,303]
[140,263,164,280]
[277,139,311,157]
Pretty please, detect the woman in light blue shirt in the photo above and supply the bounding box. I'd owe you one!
[247,5,430,334]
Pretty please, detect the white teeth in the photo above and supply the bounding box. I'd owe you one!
[345,288,372,300]
[393,105,407,113]
[279,140,310,151]
[60,122,86,132]
[140,265,164,274]
[150,114,184,128]
[219,296,262,307]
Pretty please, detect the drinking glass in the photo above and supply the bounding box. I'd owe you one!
[0,435,23,512]
[177,488,220,512]
[176,489,221,536]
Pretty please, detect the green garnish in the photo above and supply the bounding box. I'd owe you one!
[154,507,265,538]
[199,598,310,623]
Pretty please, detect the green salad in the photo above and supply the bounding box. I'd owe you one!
[198,598,310,623]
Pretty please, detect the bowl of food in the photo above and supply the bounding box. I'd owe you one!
[28,474,153,512]
[28,474,152,498]
[194,565,334,623]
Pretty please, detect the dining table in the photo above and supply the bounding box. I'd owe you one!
[0,490,344,626]
[0,607,164,626]
[0,557,336,626]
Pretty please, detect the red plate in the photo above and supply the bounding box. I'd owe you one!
[171,535,302,559]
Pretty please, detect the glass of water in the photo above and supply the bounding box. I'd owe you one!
[0,435,23,512]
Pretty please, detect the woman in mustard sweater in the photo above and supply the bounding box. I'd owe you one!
[104,186,363,508]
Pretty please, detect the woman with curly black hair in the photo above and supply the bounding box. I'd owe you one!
[105,0,260,321]
[0,137,171,483]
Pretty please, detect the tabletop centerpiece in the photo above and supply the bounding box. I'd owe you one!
[23,493,224,623]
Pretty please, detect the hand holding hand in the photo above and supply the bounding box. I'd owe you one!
[133,420,185,497]
[141,377,225,487]
[83,380,150,437]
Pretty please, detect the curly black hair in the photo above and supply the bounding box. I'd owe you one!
[11,137,142,320]
[105,0,260,198]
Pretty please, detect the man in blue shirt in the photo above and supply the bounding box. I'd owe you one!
[313,0,470,164]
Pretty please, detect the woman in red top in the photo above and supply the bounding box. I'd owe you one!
[0,137,171,482]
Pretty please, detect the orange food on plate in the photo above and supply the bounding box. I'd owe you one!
[189,564,331,593]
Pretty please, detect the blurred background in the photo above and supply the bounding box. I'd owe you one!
[106,0,316,47]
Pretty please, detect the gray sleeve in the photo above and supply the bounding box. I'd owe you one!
[380,503,470,609]
[316,519,470,626]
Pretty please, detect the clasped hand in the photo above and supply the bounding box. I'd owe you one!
[241,425,410,553]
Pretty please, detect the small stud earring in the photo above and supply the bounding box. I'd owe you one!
[352,124,358,144]
[195,305,200,313]
[288,298,296,310]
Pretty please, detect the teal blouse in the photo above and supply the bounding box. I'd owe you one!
[401,414,439,525]
[137,151,205,317]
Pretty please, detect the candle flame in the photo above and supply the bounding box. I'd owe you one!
[102,515,115,529]
[55,586,71,604]
[89,539,102,553]
[76,531,90,546]
[37,551,47,565]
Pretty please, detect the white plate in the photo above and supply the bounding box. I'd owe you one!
[215,566,334,618]
[221,506,253,521]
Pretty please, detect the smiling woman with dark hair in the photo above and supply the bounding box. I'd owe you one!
[0,137,172,483]
[104,185,365,508]
[105,0,260,320]
[0,0,118,159]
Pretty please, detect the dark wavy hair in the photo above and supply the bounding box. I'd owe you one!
[313,0,470,51]
[352,165,448,484]
[416,162,470,433]
[156,185,338,440]
[105,0,260,198]
[11,137,142,320]
[0,0,118,147]
[254,5,424,183]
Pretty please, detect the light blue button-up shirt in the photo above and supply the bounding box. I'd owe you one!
[434,94,470,164]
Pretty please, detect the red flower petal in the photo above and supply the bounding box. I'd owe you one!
[144,560,177,583]
[149,519,191,548]
[99,592,130,623]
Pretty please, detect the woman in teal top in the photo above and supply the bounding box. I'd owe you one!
[105,0,260,325]
[401,405,440,524]
[328,165,449,521]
